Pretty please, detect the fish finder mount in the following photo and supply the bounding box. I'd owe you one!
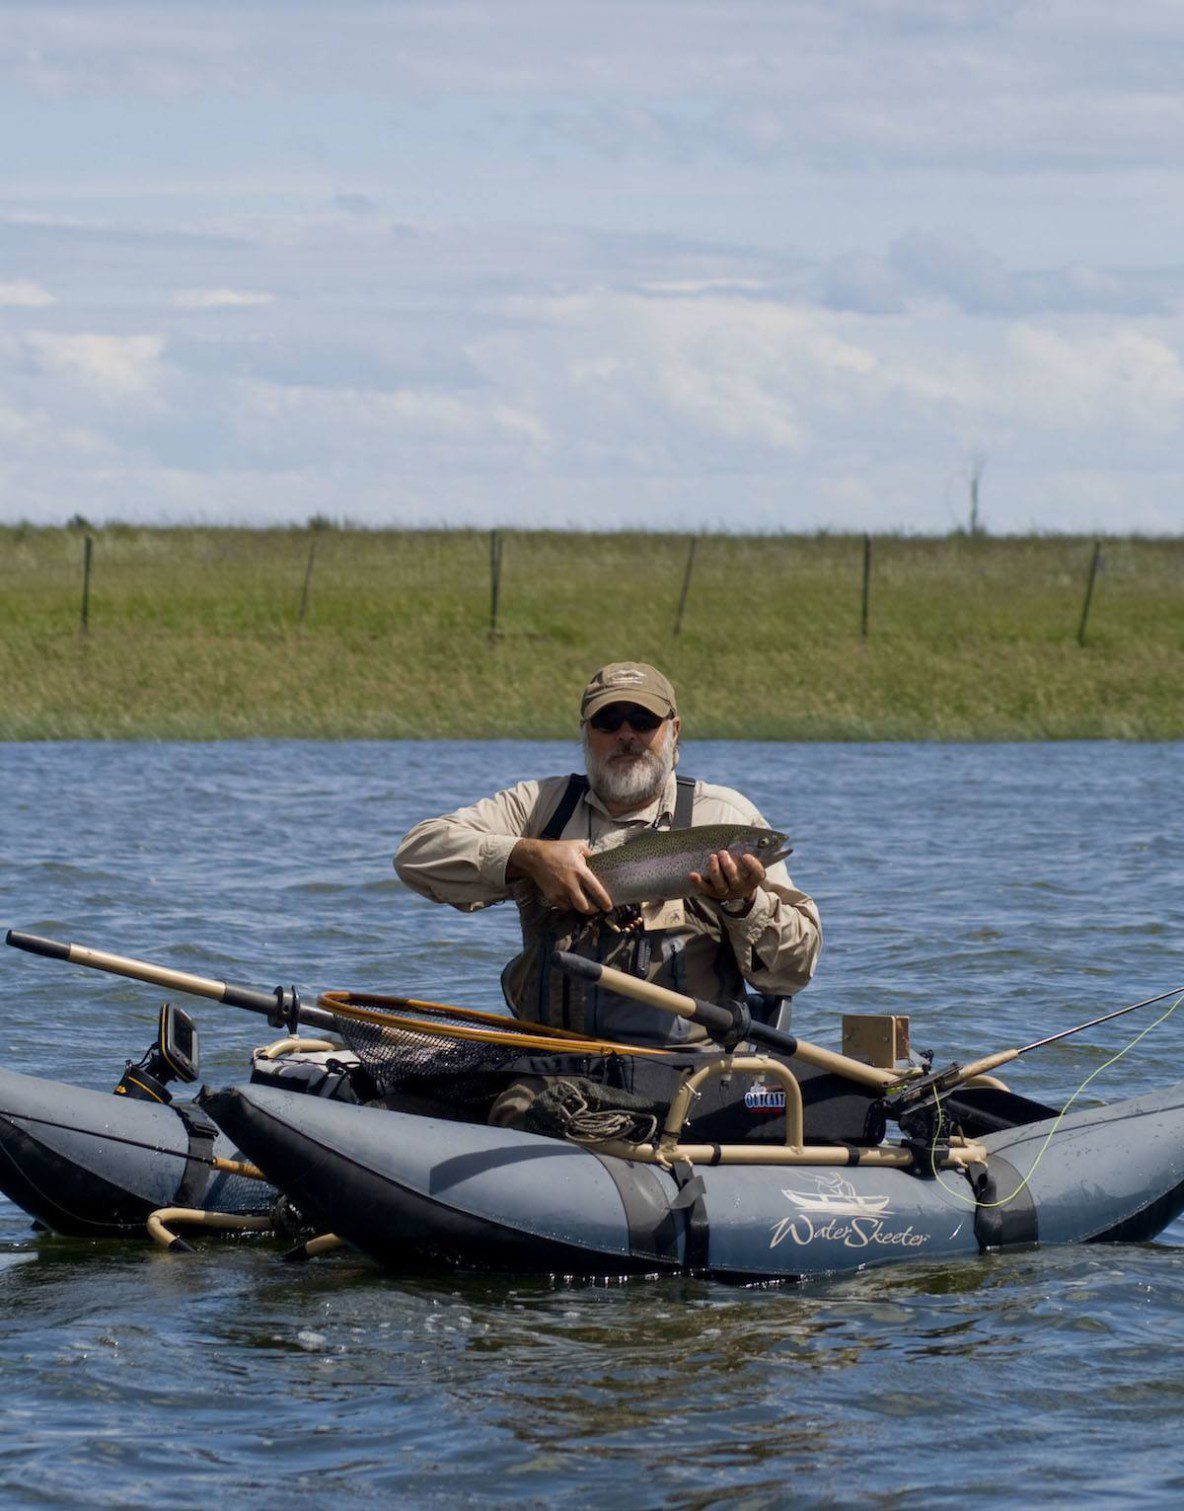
[114,1001,200,1104]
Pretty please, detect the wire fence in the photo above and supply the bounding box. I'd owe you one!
[4,525,1176,650]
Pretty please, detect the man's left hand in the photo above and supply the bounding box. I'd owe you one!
[690,850,765,906]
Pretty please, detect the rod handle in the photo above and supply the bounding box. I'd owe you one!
[958,1048,1020,1082]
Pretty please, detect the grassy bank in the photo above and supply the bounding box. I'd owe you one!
[0,526,1180,739]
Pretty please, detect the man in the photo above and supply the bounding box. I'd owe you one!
[395,662,822,1052]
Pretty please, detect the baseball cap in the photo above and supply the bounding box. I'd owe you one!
[580,662,678,721]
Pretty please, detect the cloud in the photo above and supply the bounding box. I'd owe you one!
[1000,325,1184,434]
[171,288,276,310]
[0,213,245,253]
[166,331,482,392]
[2,3,1184,533]
[4,279,1184,532]
[334,192,377,216]
[0,280,55,307]
[24,332,166,402]
[1,1,1182,181]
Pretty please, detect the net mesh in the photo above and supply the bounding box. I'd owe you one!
[205,1167,274,1215]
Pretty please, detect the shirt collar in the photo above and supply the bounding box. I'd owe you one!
[583,771,677,826]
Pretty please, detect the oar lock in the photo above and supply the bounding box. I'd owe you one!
[267,986,304,1035]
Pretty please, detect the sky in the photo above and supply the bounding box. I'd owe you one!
[2,1,1184,534]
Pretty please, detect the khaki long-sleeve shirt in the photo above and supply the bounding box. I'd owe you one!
[395,772,822,1026]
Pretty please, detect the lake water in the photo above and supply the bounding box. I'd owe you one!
[1,739,1182,1506]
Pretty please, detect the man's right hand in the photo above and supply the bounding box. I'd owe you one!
[506,838,614,914]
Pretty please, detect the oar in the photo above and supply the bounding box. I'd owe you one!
[886,982,1184,1111]
[4,929,337,1033]
[551,950,899,1089]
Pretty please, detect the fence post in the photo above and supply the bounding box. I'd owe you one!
[1077,539,1102,647]
[673,536,698,637]
[489,530,503,640]
[860,533,871,638]
[80,534,93,634]
[297,533,317,624]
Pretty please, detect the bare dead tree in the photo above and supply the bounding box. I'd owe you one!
[968,453,987,536]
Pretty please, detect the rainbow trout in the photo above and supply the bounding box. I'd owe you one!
[587,824,792,906]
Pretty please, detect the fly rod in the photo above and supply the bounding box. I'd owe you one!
[5,929,337,1034]
[887,982,1184,1111]
[551,950,901,1089]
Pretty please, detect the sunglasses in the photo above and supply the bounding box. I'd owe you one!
[587,705,668,734]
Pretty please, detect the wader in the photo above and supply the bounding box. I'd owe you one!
[499,773,791,1047]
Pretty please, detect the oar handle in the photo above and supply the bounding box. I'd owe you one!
[553,950,742,1035]
[551,951,897,1089]
[5,929,336,1032]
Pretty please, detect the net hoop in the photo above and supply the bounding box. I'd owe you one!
[317,989,677,1060]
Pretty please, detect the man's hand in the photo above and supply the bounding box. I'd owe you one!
[507,838,615,914]
[690,850,765,909]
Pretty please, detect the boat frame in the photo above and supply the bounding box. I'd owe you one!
[591,1054,987,1169]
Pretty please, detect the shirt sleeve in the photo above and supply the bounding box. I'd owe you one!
[719,872,822,996]
[394,779,544,912]
[705,789,823,996]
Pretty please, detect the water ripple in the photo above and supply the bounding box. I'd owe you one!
[1,741,1183,1502]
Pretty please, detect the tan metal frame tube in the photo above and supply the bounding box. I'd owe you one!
[661,1056,804,1150]
[147,1208,273,1250]
[592,1139,987,1170]
[257,1036,340,1061]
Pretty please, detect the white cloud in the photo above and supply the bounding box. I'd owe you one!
[172,288,275,310]
[24,332,166,402]
[4,281,1184,532]
[1001,326,1184,435]
[227,379,551,469]
[2,2,1184,532]
[2,1,1182,182]
[0,280,55,307]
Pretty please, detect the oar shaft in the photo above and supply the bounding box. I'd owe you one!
[5,929,335,1031]
[553,951,898,1089]
[10,931,250,1003]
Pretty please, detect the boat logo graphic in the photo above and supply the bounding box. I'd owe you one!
[769,1175,930,1253]
[780,1178,893,1220]
[744,1083,786,1114]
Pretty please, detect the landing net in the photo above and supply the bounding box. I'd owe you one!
[316,989,669,1108]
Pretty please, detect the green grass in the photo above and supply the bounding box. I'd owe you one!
[0,525,1181,739]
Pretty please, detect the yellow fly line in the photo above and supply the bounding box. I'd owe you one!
[316,989,679,1059]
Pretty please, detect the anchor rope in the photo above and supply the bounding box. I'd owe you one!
[930,992,1184,1209]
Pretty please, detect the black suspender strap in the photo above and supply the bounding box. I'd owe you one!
[540,774,590,840]
[672,774,695,829]
[540,772,692,841]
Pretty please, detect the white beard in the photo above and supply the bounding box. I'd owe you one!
[583,726,676,810]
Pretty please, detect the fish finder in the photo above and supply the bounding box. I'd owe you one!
[114,1002,200,1104]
